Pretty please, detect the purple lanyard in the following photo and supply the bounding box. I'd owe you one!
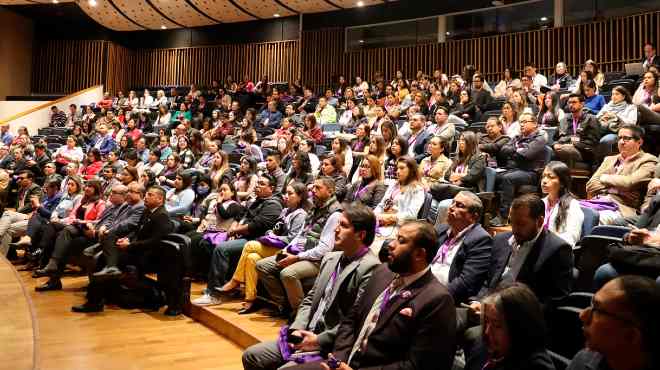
[543,202,557,230]
[354,181,371,200]
[572,117,579,134]
[432,225,473,264]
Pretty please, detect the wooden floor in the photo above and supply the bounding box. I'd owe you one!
[1,256,244,370]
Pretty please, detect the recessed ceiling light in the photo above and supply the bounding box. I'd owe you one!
[357,1,364,6]
[446,31,451,35]
[359,40,364,43]
[273,13,280,17]
[540,16,548,21]
[161,25,167,29]
[88,0,97,6]
[52,0,59,3]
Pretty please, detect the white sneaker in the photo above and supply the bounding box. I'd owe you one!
[191,293,222,306]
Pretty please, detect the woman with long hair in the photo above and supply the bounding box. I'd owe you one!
[345,154,387,209]
[165,171,195,219]
[320,155,347,202]
[80,148,104,180]
[380,120,397,146]
[597,85,638,143]
[351,122,371,155]
[209,151,231,189]
[117,135,134,161]
[236,156,259,201]
[375,156,426,238]
[187,182,245,279]
[584,59,604,88]
[158,153,182,188]
[418,136,452,189]
[383,136,409,185]
[206,182,310,311]
[277,136,294,173]
[537,91,564,127]
[302,113,323,144]
[453,90,477,122]
[500,101,520,138]
[177,136,196,169]
[582,79,606,113]
[351,134,387,183]
[465,283,555,370]
[540,161,584,247]
[331,137,353,176]
[283,151,314,188]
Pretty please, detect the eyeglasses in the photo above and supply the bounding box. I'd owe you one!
[586,297,639,328]
[520,120,536,124]
[618,135,637,142]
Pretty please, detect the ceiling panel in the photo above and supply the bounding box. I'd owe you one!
[113,0,180,29]
[188,0,255,23]
[332,0,383,8]
[233,0,296,19]
[78,0,142,31]
[149,0,216,27]
[280,0,334,13]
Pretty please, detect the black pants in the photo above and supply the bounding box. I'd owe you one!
[496,169,537,218]
[187,230,214,276]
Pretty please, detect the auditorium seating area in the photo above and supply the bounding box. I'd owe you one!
[2,41,660,370]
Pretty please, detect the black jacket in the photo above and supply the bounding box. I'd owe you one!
[435,223,493,304]
[483,229,573,307]
[500,130,547,171]
[129,205,173,251]
[242,195,283,239]
[555,112,601,159]
[444,154,487,192]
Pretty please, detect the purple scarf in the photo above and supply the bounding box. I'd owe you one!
[277,326,323,364]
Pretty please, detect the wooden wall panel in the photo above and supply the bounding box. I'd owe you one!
[301,10,660,91]
[130,40,300,88]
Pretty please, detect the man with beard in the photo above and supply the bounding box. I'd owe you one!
[285,220,456,370]
[242,204,381,370]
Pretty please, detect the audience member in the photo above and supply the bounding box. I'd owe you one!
[554,93,601,167]
[541,161,584,248]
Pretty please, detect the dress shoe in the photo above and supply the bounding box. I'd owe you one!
[34,259,59,277]
[71,303,104,313]
[92,266,122,280]
[35,279,62,292]
[237,301,261,315]
[163,306,182,316]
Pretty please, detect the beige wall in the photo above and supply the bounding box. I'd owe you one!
[0,8,33,100]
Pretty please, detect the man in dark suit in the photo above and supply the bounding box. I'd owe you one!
[0,170,43,256]
[242,204,381,370]
[288,220,456,370]
[432,191,493,304]
[406,113,431,162]
[71,185,173,314]
[479,194,574,308]
[642,42,660,71]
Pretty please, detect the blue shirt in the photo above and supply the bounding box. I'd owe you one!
[585,94,606,114]
[1,131,14,146]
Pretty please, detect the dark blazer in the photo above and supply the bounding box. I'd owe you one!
[129,205,173,251]
[435,223,493,304]
[333,264,456,370]
[345,180,387,209]
[16,183,44,214]
[444,154,487,192]
[485,229,573,306]
[409,128,432,162]
[555,112,601,160]
[109,202,145,237]
[291,250,381,352]
[500,130,547,171]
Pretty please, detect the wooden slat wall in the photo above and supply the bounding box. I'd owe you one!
[301,10,660,91]
[105,42,134,95]
[32,40,107,94]
[130,40,300,87]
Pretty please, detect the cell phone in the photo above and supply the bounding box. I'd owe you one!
[287,332,303,344]
[327,354,340,369]
[276,253,287,262]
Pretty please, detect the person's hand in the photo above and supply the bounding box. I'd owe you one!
[320,358,352,370]
[158,176,167,183]
[292,330,320,352]
[182,215,193,223]
[116,238,130,250]
[468,301,482,315]
[648,178,660,193]
[277,254,299,268]
[599,174,611,185]
[626,228,651,245]
[30,196,40,208]
[27,160,36,166]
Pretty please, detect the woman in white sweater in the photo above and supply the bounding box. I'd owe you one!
[540,161,584,248]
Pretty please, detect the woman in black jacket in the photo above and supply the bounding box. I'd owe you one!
[479,117,511,168]
[465,283,556,370]
[452,90,478,122]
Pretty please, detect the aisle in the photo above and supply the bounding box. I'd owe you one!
[5,259,243,370]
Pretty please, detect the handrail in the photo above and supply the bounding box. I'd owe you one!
[0,85,103,125]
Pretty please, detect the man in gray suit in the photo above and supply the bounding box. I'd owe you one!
[242,203,381,370]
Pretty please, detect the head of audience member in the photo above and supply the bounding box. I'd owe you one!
[125,182,144,205]
[283,182,309,213]
[567,93,586,118]
[617,124,644,159]
[166,153,181,170]
[459,90,471,104]
[265,153,281,174]
[472,74,484,90]
[584,59,600,75]
[481,283,548,363]
[141,147,156,164]
[427,136,446,160]
[16,170,34,189]
[44,179,61,198]
[581,275,660,370]
[445,182,482,230]
[509,194,545,244]
[66,175,83,196]
[501,102,517,123]
[485,117,504,139]
[396,156,420,186]
[368,135,387,158]
[518,112,538,137]
[641,71,659,91]
[82,180,103,203]
[355,123,369,140]
[107,150,120,165]
[195,175,211,198]
[388,136,409,160]
[643,42,656,59]
[255,174,276,199]
[380,120,397,143]
[311,176,335,206]
[292,151,312,176]
[331,137,348,156]
[304,114,318,130]
[172,171,192,192]
[555,62,567,76]
[102,166,117,181]
[524,63,537,78]
[458,131,479,161]
[96,123,108,136]
[335,202,377,254]
[239,156,257,176]
[43,162,57,177]
[583,79,598,98]
[611,86,632,105]
[65,162,79,177]
[409,113,426,134]
[358,154,383,183]
[387,220,438,274]
[144,186,166,210]
[34,143,47,158]
[541,161,574,230]
[321,155,343,177]
[119,166,138,186]
[542,91,561,114]
[108,184,128,206]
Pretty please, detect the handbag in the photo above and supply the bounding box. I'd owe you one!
[257,235,288,249]
[608,243,660,276]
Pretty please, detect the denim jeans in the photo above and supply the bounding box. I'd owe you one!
[206,238,247,293]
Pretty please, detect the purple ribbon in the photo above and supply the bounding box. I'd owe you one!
[277,326,323,364]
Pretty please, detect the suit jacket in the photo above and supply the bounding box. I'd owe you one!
[333,265,456,370]
[109,201,145,237]
[129,205,173,251]
[586,151,658,218]
[555,112,601,159]
[345,180,387,209]
[408,128,431,161]
[435,223,493,304]
[485,229,573,306]
[500,130,547,171]
[642,55,660,70]
[16,183,44,213]
[291,250,381,352]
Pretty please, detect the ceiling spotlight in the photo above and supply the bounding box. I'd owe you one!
[356,1,364,6]
[52,0,59,3]
[273,13,280,17]
[161,25,167,29]
[491,0,504,5]
[88,0,97,6]
[446,31,451,35]
[540,16,548,21]
[359,40,364,43]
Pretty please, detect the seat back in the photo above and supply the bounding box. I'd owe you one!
[418,192,433,222]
